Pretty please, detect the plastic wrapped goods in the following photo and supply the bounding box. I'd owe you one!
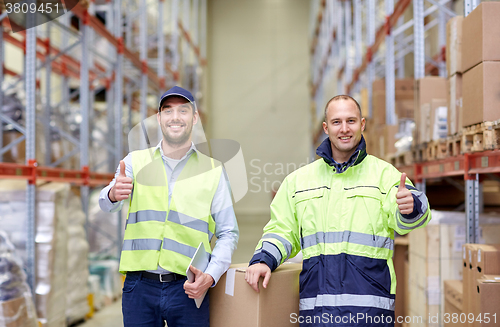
[0,231,38,327]
[65,194,89,325]
[0,180,69,327]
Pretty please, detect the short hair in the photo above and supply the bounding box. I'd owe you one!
[324,95,362,122]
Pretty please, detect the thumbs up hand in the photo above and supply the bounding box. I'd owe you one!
[109,160,133,202]
[396,173,414,215]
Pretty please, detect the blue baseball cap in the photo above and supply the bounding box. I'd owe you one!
[158,86,196,111]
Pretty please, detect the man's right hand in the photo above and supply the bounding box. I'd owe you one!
[109,160,133,202]
[245,263,271,293]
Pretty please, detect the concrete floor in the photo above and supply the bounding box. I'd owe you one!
[77,214,269,327]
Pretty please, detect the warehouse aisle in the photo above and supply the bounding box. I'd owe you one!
[78,300,123,327]
[78,214,269,327]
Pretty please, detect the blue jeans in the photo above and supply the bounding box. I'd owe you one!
[122,272,210,327]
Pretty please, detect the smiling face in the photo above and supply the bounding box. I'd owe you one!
[322,98,365,163]
[157,96,198,148]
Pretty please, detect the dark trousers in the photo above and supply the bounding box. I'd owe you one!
[122,272,210,327]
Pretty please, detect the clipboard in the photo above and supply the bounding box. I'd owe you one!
[186,242,209,308]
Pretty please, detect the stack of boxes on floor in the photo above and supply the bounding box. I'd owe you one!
[459,244,500,327]
[402,211,500,327]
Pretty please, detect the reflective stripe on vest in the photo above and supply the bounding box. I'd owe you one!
[299,294,395,311]
[122,239,162,251]
[167,210,210,234]
[127,210,166,224]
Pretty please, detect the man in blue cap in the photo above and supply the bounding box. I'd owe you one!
[99,86,239,327]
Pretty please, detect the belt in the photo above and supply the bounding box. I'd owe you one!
[129,271,186,283]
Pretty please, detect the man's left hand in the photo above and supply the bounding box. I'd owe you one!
[183,265,214,299]
[396,172,414,215]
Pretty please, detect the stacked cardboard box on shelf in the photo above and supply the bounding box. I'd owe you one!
[461,2,500,127]
[414,77,447,145]
[366,79,415,159]
[407,211,500,327]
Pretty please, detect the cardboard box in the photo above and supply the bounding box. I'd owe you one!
[0,295,39,327]
[414,77,447,143]
[364,118,380,157]
[447,74,463,135]
[419,103,432,143]
[484,181,500,206]
[444,280,463,327]
[474,275,500,327]
[371,79,415,125]
[396,100,414,120]
[462,61,500,127]
[446,16,463,77]
[210,263,301,327]
[404,260,409,319]
[463,244,480,327]
[380,124,399,159]
[471,245,500,327]
[431,99,448,141]
[474,244,500,276]
[361,88,369,118]
[394,236,408,327]
[462,2,500,73]
[372,78,414,93]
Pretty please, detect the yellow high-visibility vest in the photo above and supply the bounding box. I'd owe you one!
[119,147,221,275]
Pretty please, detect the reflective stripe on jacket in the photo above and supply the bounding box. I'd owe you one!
[119,147,222,275]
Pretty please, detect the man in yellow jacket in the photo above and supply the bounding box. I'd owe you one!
[245,95,430,327]
[99,86,239,327]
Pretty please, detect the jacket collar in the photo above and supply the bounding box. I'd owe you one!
[316,135,368,173]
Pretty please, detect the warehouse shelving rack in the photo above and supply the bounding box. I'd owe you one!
[309,0,490,246]
[0,0,207,295]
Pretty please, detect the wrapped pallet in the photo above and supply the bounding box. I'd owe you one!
[0,180,69,327]
[0,231,38,327]
[65,194,89,325]
[88,190,128,257]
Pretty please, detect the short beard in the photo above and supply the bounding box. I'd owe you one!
[162,124,193,147]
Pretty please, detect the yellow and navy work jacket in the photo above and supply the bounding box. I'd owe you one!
[119,147,222,275]
[250,136,431,326]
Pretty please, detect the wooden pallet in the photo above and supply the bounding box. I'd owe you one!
[425,139,448,161]
[461,120,500,153]
[411,143,427,162]
[483,120,500,150]
[446,132,462,157]
[388,151,413,167]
